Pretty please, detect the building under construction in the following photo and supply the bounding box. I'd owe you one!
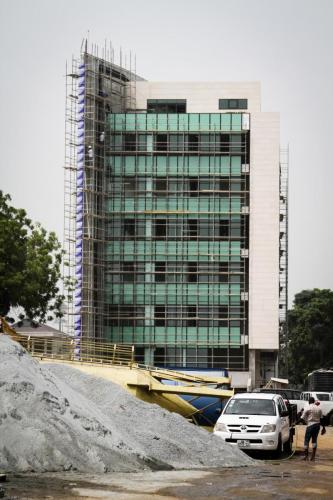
[64,42,288,388]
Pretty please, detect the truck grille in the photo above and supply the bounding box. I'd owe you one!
[226,438,263,443]
[227,424,261,433]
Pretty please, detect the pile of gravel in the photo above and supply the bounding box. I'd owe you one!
[0,335,252,472]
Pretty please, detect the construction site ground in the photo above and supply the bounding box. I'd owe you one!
[3,426,333,499]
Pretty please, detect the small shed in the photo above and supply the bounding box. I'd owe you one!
[12,319,71,356]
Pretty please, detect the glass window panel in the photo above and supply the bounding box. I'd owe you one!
[200,156,210,173]
[231,181,241,191]
[221,114,231,131]
[199,219,210,237]
[137,134,147,151]
[124,219,135,238]
[187,134,199,151]
[111,134,122,152]
[170,134,184,152]
[231,156,241,175]
[168,157,178,175]
[155,178,167,195]
[218,99,248,110]
[232,114,242,131]
[210,114,221,131]
[115,114,126,130]
[146,114,157,130]
[123,177,136,194]
[124,156,135,174]
[136,114,146,131]
[155,134,167,151]
[143,135,152,153]
[137,221,146,237]
[230,134,242,153]
[189,156,199,171]
[136,156,145,174]
[220,156,230,175]
[156,156,167,171]
[125,114,136,131]
[168,114,178,131]
[199,179,211,191]
[157,114,168,131]
[200,134,210,152]
[189,114,200,131]
[168,220,181,238]
[137,179,146,192]
[178,114,188,131]
[218,100,228,110]
[199,114,210,131]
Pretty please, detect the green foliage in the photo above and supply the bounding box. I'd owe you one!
[0,191,64,322]
[286,289,333,385]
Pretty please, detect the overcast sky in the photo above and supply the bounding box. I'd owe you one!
[1,0,332,305]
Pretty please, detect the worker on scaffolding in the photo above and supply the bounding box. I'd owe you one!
[301,396,326,461]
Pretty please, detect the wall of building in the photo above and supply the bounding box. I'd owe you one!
[134,81,261,113]
[249,112,280,351]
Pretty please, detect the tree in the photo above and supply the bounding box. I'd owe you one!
[285,289,333,385]
[0,191,64,322]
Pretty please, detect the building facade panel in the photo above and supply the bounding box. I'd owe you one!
[249,112,280,351]
[134,82,261,113]
[104,110,250,369]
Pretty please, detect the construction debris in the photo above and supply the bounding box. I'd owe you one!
[0,335,252,472]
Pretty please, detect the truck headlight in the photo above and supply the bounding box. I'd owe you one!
[260,424,276,433]
[214,422,227,432]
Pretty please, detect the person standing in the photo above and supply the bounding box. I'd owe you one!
[301,396,326,461]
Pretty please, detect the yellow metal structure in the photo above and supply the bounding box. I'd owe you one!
[1,317,233,426]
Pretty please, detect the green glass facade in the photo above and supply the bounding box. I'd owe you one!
[103,112,249,369]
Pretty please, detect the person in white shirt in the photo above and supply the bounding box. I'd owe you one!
[301,397,326,461]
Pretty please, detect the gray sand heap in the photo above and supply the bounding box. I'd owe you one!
[0,335,252,472]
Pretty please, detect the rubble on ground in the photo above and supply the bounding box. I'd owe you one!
[0,335,252,472]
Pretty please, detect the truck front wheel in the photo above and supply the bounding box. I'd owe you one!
[283,433,292,454]
[272,435,283,458]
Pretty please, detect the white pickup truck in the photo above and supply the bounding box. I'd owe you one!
[300,392,333,425]
[214,392,293,455]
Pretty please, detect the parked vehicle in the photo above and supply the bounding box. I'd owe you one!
[300,391,333,425]
[307,369,333,392]
[213,393,295,455]
[301,391,332,401]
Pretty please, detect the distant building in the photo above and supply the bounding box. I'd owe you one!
[13,319,69,339]
[64,43,288,388]
[13,319,70,356]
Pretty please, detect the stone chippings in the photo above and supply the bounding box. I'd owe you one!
[0,335,252,472]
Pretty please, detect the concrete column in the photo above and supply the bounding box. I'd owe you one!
[144,347,155,366]
[249,349,261,389]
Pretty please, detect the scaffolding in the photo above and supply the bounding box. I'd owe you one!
[63,54,80,337]
[63,41,139,344]
[279,147,289,348]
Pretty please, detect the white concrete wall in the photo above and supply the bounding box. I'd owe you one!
[133,81,261,113]
[249,113,280,350]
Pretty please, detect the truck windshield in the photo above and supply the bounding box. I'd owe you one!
[225,399,276,416]
[316,394,330,401]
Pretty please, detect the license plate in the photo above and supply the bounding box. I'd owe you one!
[237,440,250,448]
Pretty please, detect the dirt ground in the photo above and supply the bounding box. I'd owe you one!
[2,426,333,499]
